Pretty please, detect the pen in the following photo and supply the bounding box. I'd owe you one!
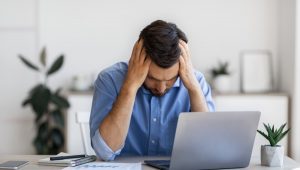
[50,154,86,161]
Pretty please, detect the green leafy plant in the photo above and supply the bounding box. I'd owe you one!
[210,61,230,78]
[19,47,70,154]
[257,123,290,146]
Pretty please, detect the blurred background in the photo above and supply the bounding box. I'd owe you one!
[1,0,300,162]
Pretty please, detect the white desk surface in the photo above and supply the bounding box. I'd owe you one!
[0,155,299,170]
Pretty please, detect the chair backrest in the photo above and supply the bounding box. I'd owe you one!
[75,111,96,155]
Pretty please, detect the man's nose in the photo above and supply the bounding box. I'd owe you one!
[156,82,166,93]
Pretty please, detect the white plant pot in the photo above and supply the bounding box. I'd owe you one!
[213,75,231,93]
[261,145,284,167]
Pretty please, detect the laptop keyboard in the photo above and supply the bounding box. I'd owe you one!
[144,160,170,169]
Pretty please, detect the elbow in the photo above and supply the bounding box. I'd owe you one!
[91,130,121,161]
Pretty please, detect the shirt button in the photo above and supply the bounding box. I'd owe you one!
[151,140,155,144]
[153,118,157,122]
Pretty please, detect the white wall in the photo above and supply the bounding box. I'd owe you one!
[277,0,296,158]
[277,0,300,162]
[291,0,300,161]
[39,0,279,92]
[0,0,37,154]
[0,0,284,155]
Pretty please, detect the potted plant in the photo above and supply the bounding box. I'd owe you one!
[18,47,70,154]
[257,123,290,167]
[210,61,231,93]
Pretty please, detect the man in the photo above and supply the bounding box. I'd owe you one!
[90,20,215,161]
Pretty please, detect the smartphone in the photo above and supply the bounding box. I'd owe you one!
[0,161,29,170]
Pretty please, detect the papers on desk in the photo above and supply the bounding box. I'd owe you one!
[38,153,96,167]
[62,162,141,170]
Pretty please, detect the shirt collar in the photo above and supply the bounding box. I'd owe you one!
[141,77,181,94]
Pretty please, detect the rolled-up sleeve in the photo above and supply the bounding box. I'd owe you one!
[196,71,216,112]
[91,130,122,161]
[89,69,124,161]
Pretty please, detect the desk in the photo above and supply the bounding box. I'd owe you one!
[0,155,299,170]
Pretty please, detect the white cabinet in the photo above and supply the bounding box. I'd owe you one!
[214,94,289,156]
[66,93,289,156]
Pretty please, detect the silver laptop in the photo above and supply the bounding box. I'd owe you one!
[145,111,261,170]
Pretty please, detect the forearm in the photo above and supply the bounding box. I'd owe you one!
[188,85,209,112]
[99,83,137,151]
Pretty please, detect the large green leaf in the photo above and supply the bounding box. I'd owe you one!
[29,84,45,96]
[19,55,40,71]
[47,55,64,76]
[55,88,62,95]
[38,122,49,141]
[33,136,47,154]
[30,85,51,115]
[22,98,31,107]
[50,128,64,148]
[51,110,64,127]
[40,47,47,66]
[50,93,70,109]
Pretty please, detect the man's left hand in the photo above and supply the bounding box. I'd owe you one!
[178,40,199,92]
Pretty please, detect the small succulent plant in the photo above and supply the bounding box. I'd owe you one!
[257,123,290,146]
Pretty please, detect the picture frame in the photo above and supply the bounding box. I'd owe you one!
[240,50,273,93]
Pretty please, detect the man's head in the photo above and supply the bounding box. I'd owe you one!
[139,20,188,96]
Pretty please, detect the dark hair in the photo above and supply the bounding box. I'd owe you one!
[139,20,188,68]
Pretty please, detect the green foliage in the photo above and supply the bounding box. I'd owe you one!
[210,61,230,78]
[47,55,64,76]
[19,47,70,154]
[19,55,40,71]
[257,123,290,146]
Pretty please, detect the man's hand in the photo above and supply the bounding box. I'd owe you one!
[178,40,199,92]
[179,40,209,112]
[124,40,151,92]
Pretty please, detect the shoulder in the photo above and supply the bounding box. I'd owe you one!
[99,62,128,77]
[97,62,128,80]
[95,62,128,90]
[194,70,206,82]
[193,70,212,89]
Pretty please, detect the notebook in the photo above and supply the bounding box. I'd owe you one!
[38,153,96,167]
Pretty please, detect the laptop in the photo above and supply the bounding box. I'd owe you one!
[144,111,261,170]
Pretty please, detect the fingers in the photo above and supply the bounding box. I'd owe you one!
[179,40,191,65]
[130,39,151,71]
[179,55,185,69]
[144,55,152,68]
[135,39,144,61]
[179,43,187,62]
[140,47,147,64]
[179,39,189,50]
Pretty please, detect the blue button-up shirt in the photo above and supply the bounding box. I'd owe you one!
[90,62,215,161]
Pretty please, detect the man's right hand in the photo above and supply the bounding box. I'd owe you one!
[123,39,151,92]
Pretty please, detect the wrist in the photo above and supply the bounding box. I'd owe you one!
[121,81,139,95]
[187,83,201,94]
[184,77,199,91]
